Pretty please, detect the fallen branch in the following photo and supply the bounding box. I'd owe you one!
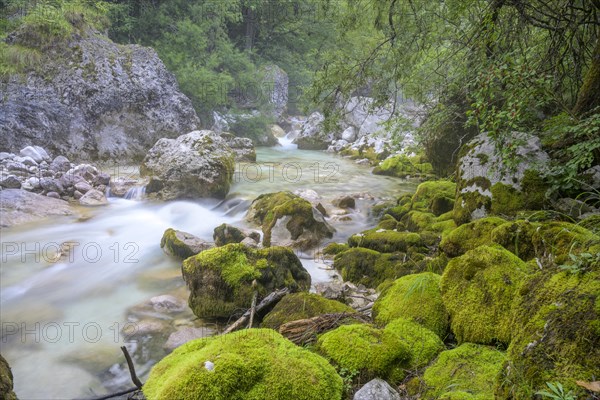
[247,281,258,328]
[223,287,290,334]
[279,312,370,346]
[87,347,143,400]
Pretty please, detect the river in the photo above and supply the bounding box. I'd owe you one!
[0,140,416,399]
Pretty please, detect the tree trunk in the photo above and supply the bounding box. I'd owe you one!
[244,6,255,51]
[573,37,600,116]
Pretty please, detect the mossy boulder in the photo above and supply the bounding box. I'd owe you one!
[496,269,600,398]
[213,223,260,247]
[531,221,600,265]
[246,191,334,249]
[411,180,456,215]
[143,329,343,400]
[440,216,506,257]
[384,318,445,369]
[316,324,410,382]
[182,244,311,319]
[454,132,549,224]
[490,220,540,261]
[373,154,434,179]
[373,272,449,338]
[423,343,505,400]
[402,210,436,232]
[579,214,600,234]
[261,292,354,330]
[333,248,417,288]
[322,242,349,256]
[160,228,213,259]
[0,355,17,400]
[348,229,423,253]
[440,245,530,345]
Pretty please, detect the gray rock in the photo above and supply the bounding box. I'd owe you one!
[0,30,199,160]
[0,152,13,161]
[161,228,214,259]
[583,165,600,190]
[353,378,401,400]
[262,64,288,119]
[163,327,208,351]
[140,130,235,200]
[0,175,21,189]
[40,177,64,193]
[213,223,260,247]
[94,172,111,186]
[19,145,48,163]
[5,161,29,173]
[60,173,85,188]
[0,189,73,227]
[211,111,229,133]
[220,132,256,162]
[67,164,99,181]
[16,155,38,166]
[332,195,356,209]
[79,189,108,206]
[150,295,187,313]
[341,126,357,142]
[74,181,93,194]
[46,191,61,199]
[50,155,71,172]
[293,112,333,150]
[73,190,83,199]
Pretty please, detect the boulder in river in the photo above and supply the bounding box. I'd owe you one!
[213,223,260,247]
[0,189,74,228]
[182,243,311,319]
[0,355,17,400]
[160,228,214,259]
[140,131,235,200]
[246,191,335,249]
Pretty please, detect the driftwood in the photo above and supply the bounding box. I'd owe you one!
[89,347,143,400]
[279,312,370,346]
[222,287,290,334]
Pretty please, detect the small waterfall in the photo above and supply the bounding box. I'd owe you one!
[124,185,146,200]
[277,133,298,150]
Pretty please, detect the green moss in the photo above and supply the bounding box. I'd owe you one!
[182,244,311,319]
[430,219,457,237]
[453,190,492,225]
[579,214,600,234]
[402,210,436,232]
[411,180,456,216]
[423,343,505,400]
[348,229,423,253]
[322,242,349,256]
[531,221,600,265]
[377,214,401,230]
[316,324,410,382]
[440,216,507,257]
[213,224,260,247]
[373,155,435,179]
[0,355,17,400]
[143,329,343,400]
[333,247,416,288]
[373,272,449,337]
[247,191,333,248]
[490,220,541,261]
[384,318,445,369]
[441,245,530,344]
[160,228,207,260]
[261,292,354,330]
[497,269,600,399]
[489,171,546,216]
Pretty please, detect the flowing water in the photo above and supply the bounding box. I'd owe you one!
[0,142,416,399]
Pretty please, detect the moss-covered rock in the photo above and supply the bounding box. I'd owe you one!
[0,355,17,400]
[213,223,260,247]
[333,248,416,288]
[246,191,334,249]
[373,272,449,338]
[531,221,600,265]
[384,318,445,369]
[182,244,311,319]
[373,154,434,180]
[160,228,213,259]
[423,343,505,400]
[261,292,354,330]
[143,329,343,400]
[322,242,349,256]
[490,220,540,261]
[496,269,600,399]
[316,324,410,382]
[454,132,549,224]
[348,229,423,253]
[402,210,436,232]
[411,180,456,215]
[440,245,530,345]
[440,216,506,257]
[579,214,600,234]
